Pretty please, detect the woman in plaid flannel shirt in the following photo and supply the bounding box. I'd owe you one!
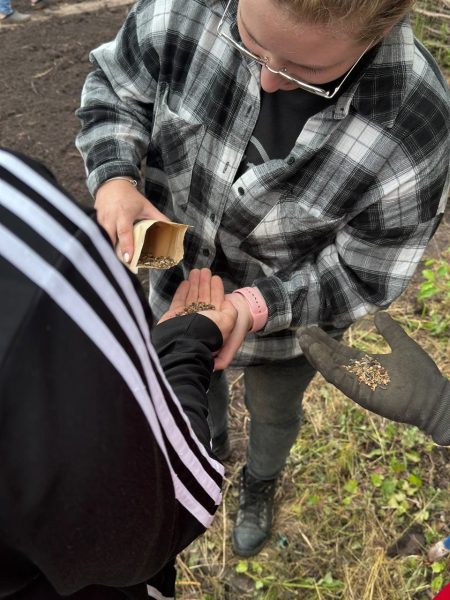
[76,0,450,557]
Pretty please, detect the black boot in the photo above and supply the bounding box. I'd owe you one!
[232,466,277,556]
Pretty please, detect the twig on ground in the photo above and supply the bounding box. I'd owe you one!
[413,7,450,20]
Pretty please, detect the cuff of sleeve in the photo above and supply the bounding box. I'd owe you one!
[87,162,141,197]
[232,287,268,332]
[427,379,450,446]
[152,314,223,353]
[253,275,292,334]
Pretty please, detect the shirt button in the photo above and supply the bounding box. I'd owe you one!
[237,186,245,195]
[202,248,210,257]
[210,213,216,222]
[287,156,295,165]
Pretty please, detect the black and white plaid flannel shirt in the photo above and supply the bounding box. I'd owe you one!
[76,0,450,366]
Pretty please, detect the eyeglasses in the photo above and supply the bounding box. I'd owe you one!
[217,0,373,99]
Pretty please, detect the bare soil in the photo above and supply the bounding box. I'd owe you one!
[0,0,131,205]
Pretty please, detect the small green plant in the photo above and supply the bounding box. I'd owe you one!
[417,252,450,301]
[416,248,450,336]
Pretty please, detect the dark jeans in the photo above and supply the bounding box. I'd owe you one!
[207,355,317,480]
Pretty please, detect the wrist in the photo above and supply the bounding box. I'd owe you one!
[231,287,268,332]
[96,176,138,196]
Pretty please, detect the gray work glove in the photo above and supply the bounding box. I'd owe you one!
[298,312,450,446]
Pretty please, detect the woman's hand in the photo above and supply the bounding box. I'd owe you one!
[158,268,237,345]
[95,180,170,262]
[213,292,253,371]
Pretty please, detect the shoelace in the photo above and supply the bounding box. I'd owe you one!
[240,477,276,510]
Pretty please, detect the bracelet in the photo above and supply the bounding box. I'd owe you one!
[232,287,268,332]
[101,176,138,187]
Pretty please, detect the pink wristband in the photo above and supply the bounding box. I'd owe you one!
[232,287,268,332]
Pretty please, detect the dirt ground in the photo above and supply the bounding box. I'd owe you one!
[1,0,131,205]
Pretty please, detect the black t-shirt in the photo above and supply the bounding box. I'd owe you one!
[237,45,380,176]
[240,87,331,171]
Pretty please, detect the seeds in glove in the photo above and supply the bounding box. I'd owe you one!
[176,301,216,316]
[343,354,391,391]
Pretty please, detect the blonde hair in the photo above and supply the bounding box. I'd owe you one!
[272,0,415,42]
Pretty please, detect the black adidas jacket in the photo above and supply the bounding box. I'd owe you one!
[0,149,223,600]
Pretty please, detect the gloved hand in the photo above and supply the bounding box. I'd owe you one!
[298,312,450,445]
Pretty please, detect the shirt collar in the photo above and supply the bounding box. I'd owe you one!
[334,17,415,127]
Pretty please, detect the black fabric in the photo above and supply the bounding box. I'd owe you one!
[0,149,223,600]
[152,314,223,446]
[426,380,450,446]
[238,44,380,175]
[8,577,134,599]
[240,89,330,169]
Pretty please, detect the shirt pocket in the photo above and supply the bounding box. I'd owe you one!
[148,88,206,208]
[239,199,340,271]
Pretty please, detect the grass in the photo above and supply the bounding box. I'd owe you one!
[178,298,450,598]
[176,4,450,598]
[412,1,450,71]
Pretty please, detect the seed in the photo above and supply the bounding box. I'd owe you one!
[138,252,177,269]
[176,302,216,316]
[342,354,390,391]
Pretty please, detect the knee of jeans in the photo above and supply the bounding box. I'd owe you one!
[247,400,304,426]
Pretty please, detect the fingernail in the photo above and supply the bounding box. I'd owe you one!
[123,252,130,263]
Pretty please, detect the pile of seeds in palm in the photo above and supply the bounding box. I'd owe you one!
[343,354,391,391]
[176,301,216,316]
[138,252,176,269]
